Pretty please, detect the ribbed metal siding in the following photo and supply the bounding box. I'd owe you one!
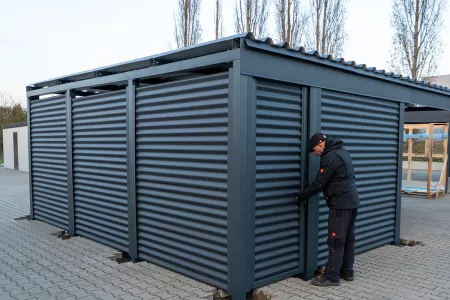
[72,91,128,252]
[30,96,68,230]
[135,73,229,290]
[318,90,400,266]
[254,80,303,283]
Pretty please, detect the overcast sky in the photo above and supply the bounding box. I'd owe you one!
[1,0,449,106]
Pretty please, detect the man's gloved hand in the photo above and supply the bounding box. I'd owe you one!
[296,191,309,201]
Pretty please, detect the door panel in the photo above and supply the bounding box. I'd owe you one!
[254,79,305,285]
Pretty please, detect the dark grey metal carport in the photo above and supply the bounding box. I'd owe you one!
[26,32,450,299]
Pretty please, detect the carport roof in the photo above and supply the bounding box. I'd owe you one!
[28,32,450,97]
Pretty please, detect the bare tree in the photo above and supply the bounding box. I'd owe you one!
[390,0,448,79]
[0,92,26,124]
[0,92,13,108]
[235,0,269,37]
[275,0,309,47]
[305,0,346,57]
[174,0,202,48]
[215,0,224,39]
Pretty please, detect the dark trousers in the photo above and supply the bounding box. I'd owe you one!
[324,208,358,282]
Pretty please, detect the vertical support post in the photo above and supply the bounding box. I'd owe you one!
[427,123,434,199]
[395,103,405,244]
[66,90,75,235]
[303,87,321,280]
[246,76,257,289]
[26,92,38,219]
[227,61,251,300]
[444,124,448,194]
[442,125,448,155]
[299,87,309,271]
[407,134,413,181]
[437,124,448,195]
[437,155,447,195]
[127,79,138,262]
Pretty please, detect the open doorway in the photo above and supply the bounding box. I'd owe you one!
[13,132,19,171]
[403,107,450,198]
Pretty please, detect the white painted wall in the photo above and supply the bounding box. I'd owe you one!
[3,129,14,169]
[2,126,29,172]
[424,74,450,88]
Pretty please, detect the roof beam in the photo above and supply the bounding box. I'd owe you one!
[244,39,450,97]
[240,47,450,110]
[27,49,240,97]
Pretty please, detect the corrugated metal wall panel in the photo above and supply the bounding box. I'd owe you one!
[254,79,304,284]
[30,96,68,230]
[318,90,400,266]
[72,91,128,252]
[135,73,229,290]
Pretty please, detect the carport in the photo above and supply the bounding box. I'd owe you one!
[25,33,450,299]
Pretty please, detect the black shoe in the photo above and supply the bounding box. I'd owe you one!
[340,271,354,281]
[311,275,340,287]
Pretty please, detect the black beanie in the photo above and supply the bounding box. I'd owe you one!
[309,133,327,152]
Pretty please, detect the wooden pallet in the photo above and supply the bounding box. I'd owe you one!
[403,123,448,199]
[402,191,445,198]
[402,186,445,198]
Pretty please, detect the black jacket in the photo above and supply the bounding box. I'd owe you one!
[298,138,360,209]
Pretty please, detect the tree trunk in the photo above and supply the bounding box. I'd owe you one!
[321,0,328,54]
[246,0,251,32]
[215,0,219,39]
[235,0,268,37]
[315,0,321,51]
[287,0,291,44]
[281,0,286,41]
[412,0,420,78]
[183,0,189,47]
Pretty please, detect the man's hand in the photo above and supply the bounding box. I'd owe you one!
[296,191,308,201]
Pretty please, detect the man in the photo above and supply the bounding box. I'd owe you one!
[297,133,360,287]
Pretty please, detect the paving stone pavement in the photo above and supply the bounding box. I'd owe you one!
[2,167,450,300]
[0,168,215,300]
[257,196,450,300]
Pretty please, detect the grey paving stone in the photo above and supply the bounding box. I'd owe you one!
[3,156,450,300]
[119,294,144,300]
[127,287,146,296]
[90,289,114,298]
[139,294,163,300]
[33,292,53,300]
[184,296,208,300]
[69,290,92,298]
[97,295,121,300]
[13,292,33,300]
[305,294,329,300]
[289,289,313,298]
[107,289,128,297]
[153,291,177,299]
[77,296,99,300]
[50,291,75,299]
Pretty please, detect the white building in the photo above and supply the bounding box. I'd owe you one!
[2,123,29,172]
[423,74,450,88]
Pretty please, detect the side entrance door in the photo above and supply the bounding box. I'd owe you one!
[13,132,19,170]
